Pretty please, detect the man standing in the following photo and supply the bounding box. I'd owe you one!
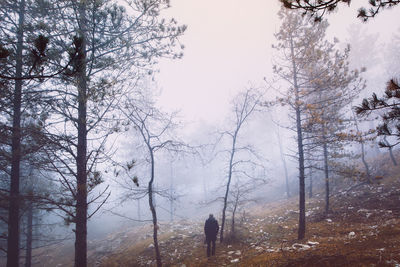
[204,214,219,257]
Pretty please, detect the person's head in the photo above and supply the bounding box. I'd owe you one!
[209,214,214,219]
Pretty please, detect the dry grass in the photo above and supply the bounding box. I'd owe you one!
[100,153,400,266]
[32,151,400,266]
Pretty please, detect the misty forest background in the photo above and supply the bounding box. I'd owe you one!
[1,0,400,266]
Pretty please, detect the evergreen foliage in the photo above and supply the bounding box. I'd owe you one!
[355,79,400,149]
[279,0,400,21]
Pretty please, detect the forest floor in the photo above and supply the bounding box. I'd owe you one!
[34,155,400,267]
[97,182,400,267]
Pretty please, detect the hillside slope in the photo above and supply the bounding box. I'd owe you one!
[33,155,400,267]
[99,183,400,265]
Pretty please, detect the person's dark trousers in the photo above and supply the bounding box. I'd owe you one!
[206,239,216,257]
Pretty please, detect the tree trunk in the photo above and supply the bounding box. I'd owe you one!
[384,136,397,166]
[220,133,237,243]
[308,165,313,198]
[75,2,88,267]
[148,150,162,267]
[170,164,174,222]
[7,1,25,266]
[25,193,33,267]
[137,199,141,221]
[353,112,372,183]
[231,192,239,236]
[277,126,290,198]
[323,139,329,214]
[289,34,306,240]
[296,105,306,240]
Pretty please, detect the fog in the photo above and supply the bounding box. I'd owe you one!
[31,0,400,243]
[80,0,400,234]
[1,0,400,266]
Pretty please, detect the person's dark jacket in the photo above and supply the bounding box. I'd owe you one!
[204,216,219,241]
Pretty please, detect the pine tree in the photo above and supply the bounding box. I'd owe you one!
[301,42,364,213]
[355,79,400,153]
[273,7,328,239]
[38,1,185,266]
[0,1,75,265]
[279,0,400,21]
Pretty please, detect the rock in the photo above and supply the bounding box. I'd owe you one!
[235,250,241,255]
[148,243,154,248]
[292,243,311,250]
[307,241,319,246]
[348,231,356,238]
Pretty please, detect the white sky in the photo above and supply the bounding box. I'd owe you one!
[155,0,400,125]
[156,0,280,124]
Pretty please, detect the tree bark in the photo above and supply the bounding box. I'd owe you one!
[7,1,25,265]
[220,132,237,243]
[231,192,239,235]
[289,34,306,240]
[25,192,33,267]
[148,150,162,267]
[75,2,88,266]
[323,138,330,214]
[308,165,313,198]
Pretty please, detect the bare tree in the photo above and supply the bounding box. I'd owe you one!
[218,87,264,243]
[228,179,265,236]
[120,88,187,267]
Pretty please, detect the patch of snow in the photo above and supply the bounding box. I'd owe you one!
[348,232,356,238]
[386,259,400,266]
[357,209,369,213]
[307,241,319,246]
[231,259,240,263]
[292,243,311,250]
[326,218,332,223]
